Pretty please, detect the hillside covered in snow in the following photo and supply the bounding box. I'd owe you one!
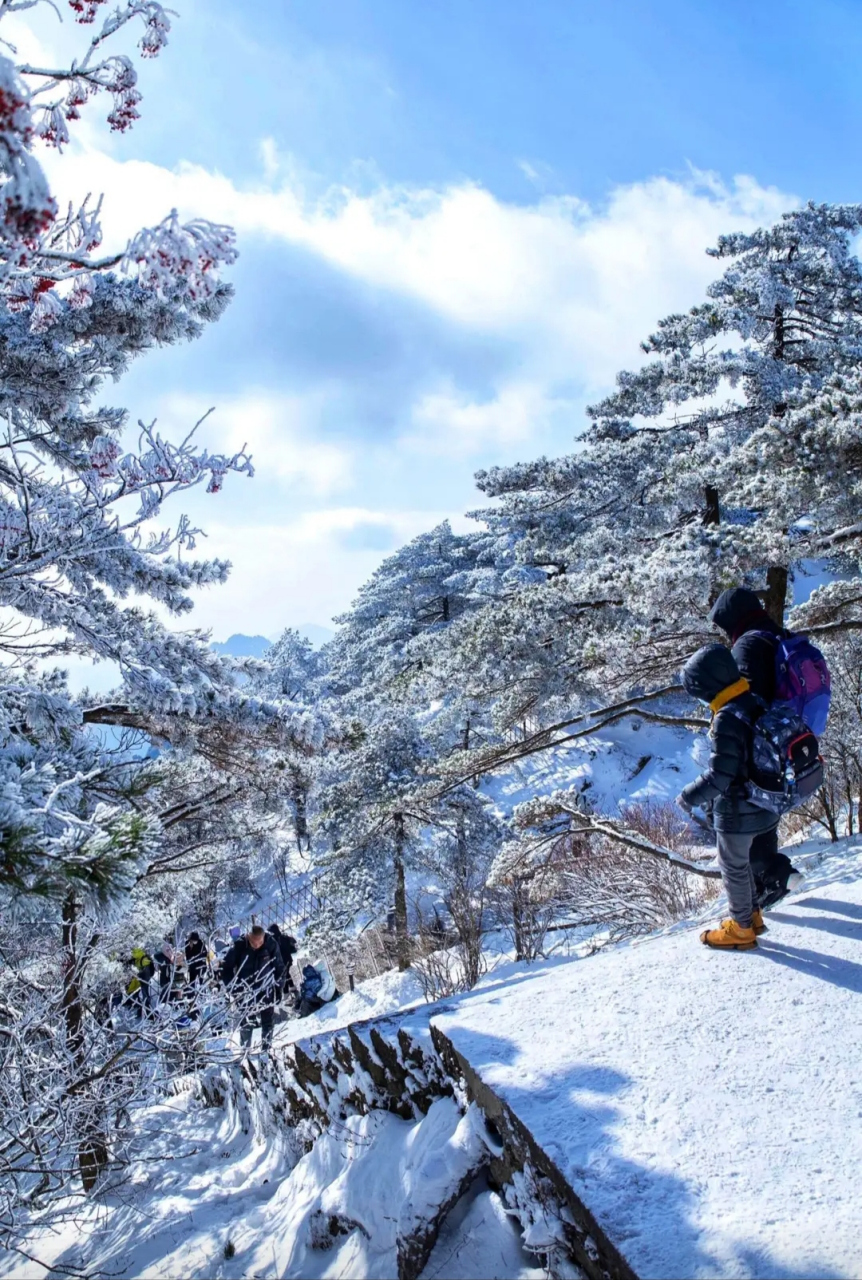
[8,835,861,1280]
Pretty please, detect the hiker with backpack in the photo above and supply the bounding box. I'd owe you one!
[294,960,338,1019]
[708,587,830,904]
[678,646,780,948]
[267,923,298,997]
[221,924,286,1050]
[678,606,828,947]
[123,947,156,1017]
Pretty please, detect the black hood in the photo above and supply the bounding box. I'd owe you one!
[708,587,772,639]
[681,644,743,703]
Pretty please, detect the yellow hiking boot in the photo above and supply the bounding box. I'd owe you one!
[751,909,767,935]
[700,918,758,950]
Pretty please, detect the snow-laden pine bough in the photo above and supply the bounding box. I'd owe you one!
[503,789,721,878]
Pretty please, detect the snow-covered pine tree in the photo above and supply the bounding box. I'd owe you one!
[413,782,504,987]
[315,523,521,959]
[453,203,862,756]
[328,521,493,699]
[251,628,326,856]
[314,707,429,970]
[0,0,285,902]
[587,201,862,625]
[0,1,320,1227]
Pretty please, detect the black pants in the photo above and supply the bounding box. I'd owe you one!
[240,1004,274,1048]
[296,995,323,1019]
[750,826,795,906]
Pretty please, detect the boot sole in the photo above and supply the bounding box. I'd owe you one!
[700,934,758,950]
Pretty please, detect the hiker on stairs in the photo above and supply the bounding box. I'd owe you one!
[267,923,298,997]
[677,645,777,950]
[222,924,285,1050]
[709,587,806,906]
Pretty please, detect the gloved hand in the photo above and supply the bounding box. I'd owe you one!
[676,793,693,814]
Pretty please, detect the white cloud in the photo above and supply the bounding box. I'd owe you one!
[41,140,792,351]
[40,138,795,453]
[156,391,354,497]
[406,381,564,455]
[192,508,475,637]
[33,130,799,623]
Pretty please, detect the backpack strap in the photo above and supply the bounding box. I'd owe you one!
[721,693,768,727]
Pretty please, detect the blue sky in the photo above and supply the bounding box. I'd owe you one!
[22,0,860,643]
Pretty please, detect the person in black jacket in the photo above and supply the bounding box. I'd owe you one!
[267,923,298,995]
[184,931,207,986]
[709,587,803,906]
[221,925,285,1049]
[153,941,182,1003]
[677,644,779,949]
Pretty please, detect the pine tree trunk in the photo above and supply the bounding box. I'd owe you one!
[763,565,788,625]
[455,807,468,881]
[61,894,83,1060]
[393,813,410,971]
[702,485,720,526]
[512,879,526,962]
[702,484,722,606]
[292,773,310,852]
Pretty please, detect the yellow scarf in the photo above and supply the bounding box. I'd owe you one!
[709,676,750,714]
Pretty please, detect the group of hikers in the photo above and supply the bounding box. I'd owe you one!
[122,921,339,1050]
[677,586,830,951]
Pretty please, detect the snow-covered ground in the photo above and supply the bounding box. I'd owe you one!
[272,966,427,1046]
[5,1077,541,1280]
[483,719,704,819]
[435,837,862,1280]
[11,836,860,1280]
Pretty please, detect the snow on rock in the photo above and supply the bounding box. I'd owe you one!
[431,850,862,1280]
[421,1176,548,1280]
[3,1084,522,1280]
[259,1098,488,1279]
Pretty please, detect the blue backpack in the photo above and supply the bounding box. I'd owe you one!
[757,631,831,735]
[740,631,831,814]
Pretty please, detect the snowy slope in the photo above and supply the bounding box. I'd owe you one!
[4,1087,542,1280]
[11,842,859,1280]
[433,842,862,1280]
[485,719,704,817]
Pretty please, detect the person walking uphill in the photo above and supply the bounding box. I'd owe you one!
[677,645,779,950]
[709,587,805,906]
[221,924,285,1050]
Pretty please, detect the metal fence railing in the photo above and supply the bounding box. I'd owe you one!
[224,874,328,944]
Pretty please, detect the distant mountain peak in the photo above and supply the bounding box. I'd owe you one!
[211,634,272,658]
[211,625,335,657]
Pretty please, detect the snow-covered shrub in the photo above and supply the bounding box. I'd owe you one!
[558,832,716,940]
[617,797,697,855]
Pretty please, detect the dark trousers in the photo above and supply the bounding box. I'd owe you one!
[750,826,794,905]
[296,994,324,1019]
[240,1004,274,1049]
[715,830,758,928]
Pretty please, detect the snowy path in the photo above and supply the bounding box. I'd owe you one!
[433,863,862,1279]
